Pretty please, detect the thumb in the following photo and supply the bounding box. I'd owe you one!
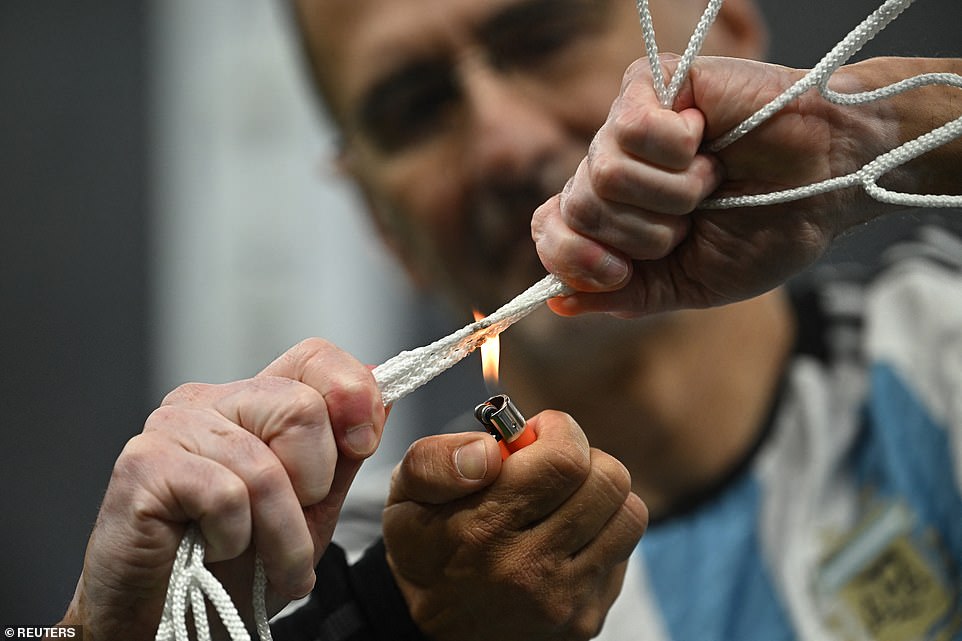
[388,432,502,505]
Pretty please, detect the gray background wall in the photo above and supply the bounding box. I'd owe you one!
[1,0,150,625]
[1,0,960,627]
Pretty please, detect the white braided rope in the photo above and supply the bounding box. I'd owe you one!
[708,0,914,150]
[701,0,962,208]
[157,0,962,638]
[703,112,962,209]
[155,525,263,641]
[637,0,725,109]
[154,275,571,641]
[373,274,572,405]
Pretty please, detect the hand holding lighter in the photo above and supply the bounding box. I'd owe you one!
[475,394,537,459]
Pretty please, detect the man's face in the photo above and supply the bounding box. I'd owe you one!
[296,0,743,313]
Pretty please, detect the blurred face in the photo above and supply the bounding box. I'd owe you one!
[295,0,760,313]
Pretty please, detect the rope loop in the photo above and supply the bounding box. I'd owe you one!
[155,525,271,641]
[702,0,962,209]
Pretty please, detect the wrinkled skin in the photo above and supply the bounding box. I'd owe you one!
[533,55,898,316]
[289,0,772,639]
[383,412,648,641]
[62,339,386,640]
[295,0,766,313]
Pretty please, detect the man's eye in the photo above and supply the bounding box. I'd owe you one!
[359,69,459,154]
[494,20,582,66]
[485,0,607,70]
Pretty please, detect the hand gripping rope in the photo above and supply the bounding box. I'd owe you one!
[156,0,962,637]
[153,275,570,641]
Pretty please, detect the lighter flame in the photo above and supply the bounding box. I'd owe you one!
[474,310,500,386]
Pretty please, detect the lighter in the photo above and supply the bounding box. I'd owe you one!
[474,393,536,459]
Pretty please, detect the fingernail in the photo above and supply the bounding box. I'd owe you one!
[455,440,488,480]
[345,423,376,456]
[595,253,629,287]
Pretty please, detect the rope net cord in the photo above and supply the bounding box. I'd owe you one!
[155,525,265,641]
[373,274,572,405]
[157,0,962,638]
[701,0,962,209]
[153,276,574,641]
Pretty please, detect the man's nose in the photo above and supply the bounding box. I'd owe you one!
[459,63,565,184]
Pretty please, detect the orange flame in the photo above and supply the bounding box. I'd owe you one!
[473,310,500,387]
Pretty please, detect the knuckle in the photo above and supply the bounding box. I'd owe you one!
[681,125,702,157]
[245,453,291,502]
[262,377,328,426]
[388,460,403,491]
[585,152,623,201]
[291,336,336,358]
[623,58,651,86]
[161,381,211,406]
[680,184,704,213]
[324,375,378,416]
[400,436,428,469]
[610,102,651,145]
[396,437,437,484]
[541,409,590,451]
[279,337,339,374]
[126,490,162,530]
[143,404,180,432]
[239,442,292,501]
[111,435,154,486]
[648,181,696,217]
[488,551,604,638]
[551,238,594,281]
[542,601,577,633]
[520,574,583,634]
[561,195,603,237]
[210,474,250,516]
[457,502,514,549]
[190,473,251,534]
[627,492,650,530]
[454,515,499,550]
[664,178,704,216]
[531,196,558,244]
[648,233,674,260]
[499,553,550,596]
[569,609,606,641]
[275,537,315,572]
[646,224,682,259]
[589,449,632,499]
[543,443,591,490]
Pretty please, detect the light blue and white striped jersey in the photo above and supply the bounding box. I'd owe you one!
[601,226,962,641]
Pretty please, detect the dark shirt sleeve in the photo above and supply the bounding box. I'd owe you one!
[270,539,430,641]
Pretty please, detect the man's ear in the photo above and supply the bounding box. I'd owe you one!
[707,0,769,60]
[334,149,431,290]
